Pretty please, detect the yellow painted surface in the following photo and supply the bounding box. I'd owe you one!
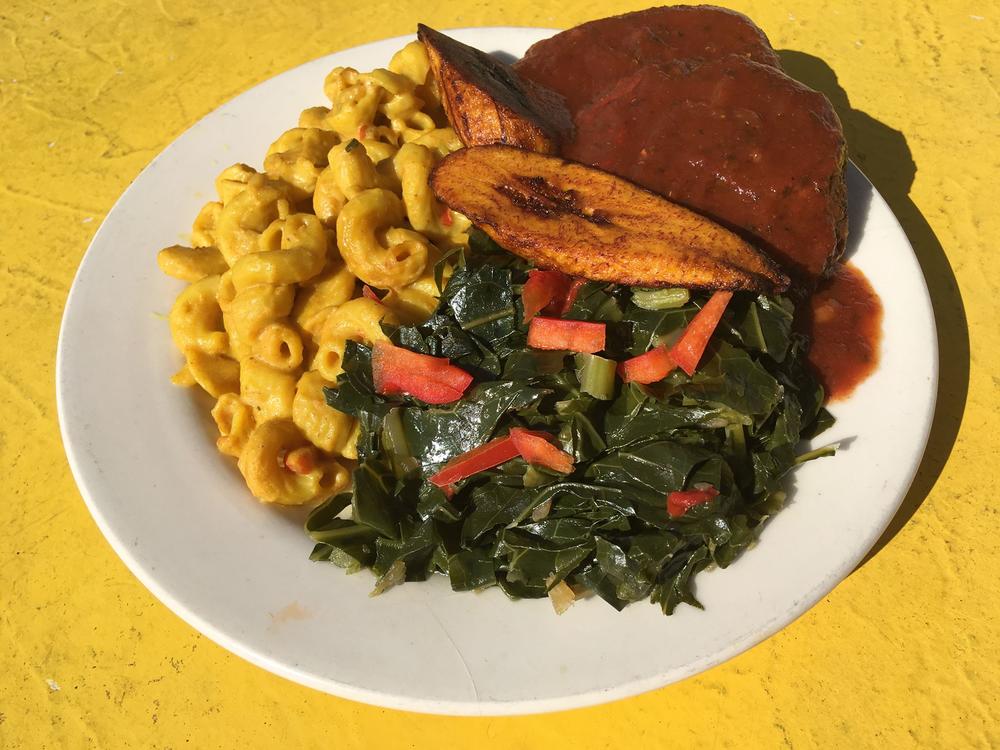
[1,0,997,746]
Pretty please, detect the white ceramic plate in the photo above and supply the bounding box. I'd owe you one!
[57,28,937,715]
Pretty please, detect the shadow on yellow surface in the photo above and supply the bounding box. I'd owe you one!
[779,50,970,565]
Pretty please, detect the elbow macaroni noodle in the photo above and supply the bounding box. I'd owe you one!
[159,40,469,505]
[336,188,430,289]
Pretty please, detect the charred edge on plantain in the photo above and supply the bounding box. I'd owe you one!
[494,175,613,226]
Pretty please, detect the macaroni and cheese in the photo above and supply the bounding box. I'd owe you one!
[159,41,470,505]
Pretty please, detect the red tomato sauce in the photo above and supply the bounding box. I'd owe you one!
[804,263,883,401]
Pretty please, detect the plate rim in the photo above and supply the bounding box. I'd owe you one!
[56,27,939,716]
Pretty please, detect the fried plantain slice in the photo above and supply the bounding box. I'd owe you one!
[417,24,571,154]
[431,145,789,292]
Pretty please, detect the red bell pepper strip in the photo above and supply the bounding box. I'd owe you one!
[379,375,465,405]
[668,291,733,376]
[667,486,720,518]
[618,345,675,384]
[362,285,383,303]
[429,429,556,487]
[373,343,462,392]
[556,277,588,315]
[528,317,606,353]
[522,270,573,322]
[509,428,574,474]
[424,365,474,393]
[373,342,473,392]
[429,435,520,487]
[372,342,473,404]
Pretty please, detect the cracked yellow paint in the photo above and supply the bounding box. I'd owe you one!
[1,0,998,747]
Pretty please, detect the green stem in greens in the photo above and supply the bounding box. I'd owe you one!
[381,407,419,479]
[742,302,768,351]
[726,423,747,460]
[523,466,550,489]
[574,352,617,400]
[631,287,691,310]
[458,306,516,331]
[794,442,840,465]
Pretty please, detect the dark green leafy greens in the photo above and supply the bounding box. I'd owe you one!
[310,232,834,614]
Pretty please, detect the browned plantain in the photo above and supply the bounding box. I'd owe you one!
[417,24,571,154]
[431,146,789,292]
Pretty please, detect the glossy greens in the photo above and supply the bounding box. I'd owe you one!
[310,231,834,615]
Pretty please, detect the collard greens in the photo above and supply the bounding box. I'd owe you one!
[312,233,833,615]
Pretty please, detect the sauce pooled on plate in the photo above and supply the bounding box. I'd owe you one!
[804,263,883,401]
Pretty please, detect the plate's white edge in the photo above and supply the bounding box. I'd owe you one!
[55,31,940,716]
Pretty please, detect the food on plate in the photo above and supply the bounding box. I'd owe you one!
[159,6,879,616]
[426,11,846,285]
[512,5,781,115]
[371,341,474,404]
[526,315,607,353]
[520,269,577,321]
[159,40,471,505]
[804,264,884,400]
[310,233,835,614]
[417,24,571,153]
[565,57,847,282]
[430,145,789,292]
